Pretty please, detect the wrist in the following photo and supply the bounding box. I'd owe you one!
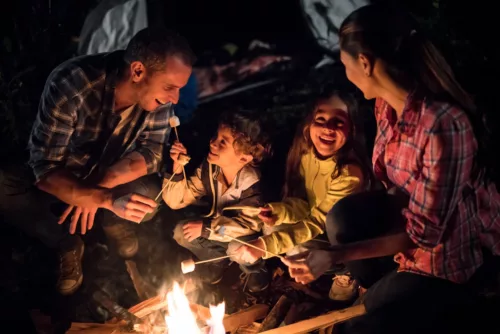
[172,162,183,174]
[94,188,113,210]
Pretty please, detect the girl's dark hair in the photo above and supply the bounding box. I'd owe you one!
[218,110,272,166]
[283,89,374,198]
[339,3,490,181]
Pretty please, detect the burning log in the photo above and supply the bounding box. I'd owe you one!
[257,295,293,332]
[258,304,366,334]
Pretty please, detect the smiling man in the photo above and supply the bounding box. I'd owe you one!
[0,27,194,295]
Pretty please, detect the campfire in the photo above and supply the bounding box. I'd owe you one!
[67,261,366,334]
[163,282,225,334]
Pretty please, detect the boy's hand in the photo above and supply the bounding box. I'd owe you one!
[183,221,203,241]
[258,206,278,227]
[170,141,187,174]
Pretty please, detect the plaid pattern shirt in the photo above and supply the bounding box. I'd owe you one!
[373,92,500,283]
[29,51,172,182]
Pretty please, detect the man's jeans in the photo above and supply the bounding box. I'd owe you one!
[0,164,161,250]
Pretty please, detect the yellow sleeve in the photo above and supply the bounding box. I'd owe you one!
[268,198,310,225]
[260,165,364,258]
[161,164,206,209]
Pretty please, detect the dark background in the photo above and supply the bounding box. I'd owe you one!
[0,0,499,332]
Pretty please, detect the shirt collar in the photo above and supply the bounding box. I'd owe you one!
[385,88,424,137]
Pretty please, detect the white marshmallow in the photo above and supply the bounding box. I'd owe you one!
[181,259,196,274]
[169,115,181,127]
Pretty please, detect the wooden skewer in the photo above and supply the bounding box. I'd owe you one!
[154,164,183,202]
[172,126,188,189]
[205,228,284,259]
[194,255,231,265]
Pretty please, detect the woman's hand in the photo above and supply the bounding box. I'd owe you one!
[258,206,278,227]
[281,250,337,284]
[170,141,187,174]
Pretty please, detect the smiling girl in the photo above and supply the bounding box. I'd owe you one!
[231,89,373,300]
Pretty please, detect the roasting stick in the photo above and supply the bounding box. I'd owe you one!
[169,114,188,186]
[205,227,284,259]
[138,157,190,224]
[181,255,232,274]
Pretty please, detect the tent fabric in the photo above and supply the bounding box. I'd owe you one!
[300,0,369,54]
[78,0,148,56]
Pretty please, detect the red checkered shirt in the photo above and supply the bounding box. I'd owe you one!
[373,92,500,283]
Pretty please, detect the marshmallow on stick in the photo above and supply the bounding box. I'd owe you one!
[180,255,231,274]
[169,114,188,184]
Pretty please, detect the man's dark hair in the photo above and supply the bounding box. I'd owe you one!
[124,27,196,72]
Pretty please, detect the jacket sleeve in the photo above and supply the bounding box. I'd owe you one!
[162,164,206,210]
[259,165,364,258]
[268,198,310,225]
[204,182,265,242]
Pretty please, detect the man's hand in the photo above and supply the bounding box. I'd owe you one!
[110,193,157,223]
[227,239,265,264]
[183,221,203,242]
[281,250,337,285]
[170,141,187,175]
[258,206,278,227]
[58,205,97,235]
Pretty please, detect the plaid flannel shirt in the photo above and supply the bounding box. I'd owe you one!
[29,51,172,182]
[373,92,500,283]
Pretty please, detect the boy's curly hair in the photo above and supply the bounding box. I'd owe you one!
[218,110,272,166]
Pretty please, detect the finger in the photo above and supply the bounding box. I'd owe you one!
[88,209,96,230]
[124,209,146,223]
[298,274,314,285]
[130,194,157,208]
[80,209,89,235]
[58,205,74,224]
[282,258,310,271]
[127,201,156,214]
[284,251,310,262]
[260,206,272,213]
[70,207,82,235]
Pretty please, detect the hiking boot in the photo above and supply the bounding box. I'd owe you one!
[103,223,138,258]
[329,274,358,301]
[241,268,270,293]
[57,236,84,296]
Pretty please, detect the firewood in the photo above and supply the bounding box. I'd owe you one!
[258,295,293,332]
[258,304,366,334]
[199,304,269,333]
[125,260,155,302]
[66,322,124,334]
[233,322,262,334]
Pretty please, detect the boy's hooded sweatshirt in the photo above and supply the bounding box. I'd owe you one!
[162,160,264,242]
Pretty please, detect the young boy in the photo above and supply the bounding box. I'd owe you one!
[162,111,271,293]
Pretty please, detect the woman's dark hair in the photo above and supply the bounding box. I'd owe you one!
[218,110,272,166]
[339,3,490,181]
[124,27,196,72]
[283,89,374,198]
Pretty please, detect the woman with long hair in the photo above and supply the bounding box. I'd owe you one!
[282,4,500,333]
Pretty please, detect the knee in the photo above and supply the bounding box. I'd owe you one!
[131,174,161,199]
[325,196,352,246]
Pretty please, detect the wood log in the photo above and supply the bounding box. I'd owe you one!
[259,304,366,334]
[66,322,123,334]
[232,322,262,334]
[125,260,155,301]
[258,295,293,332]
